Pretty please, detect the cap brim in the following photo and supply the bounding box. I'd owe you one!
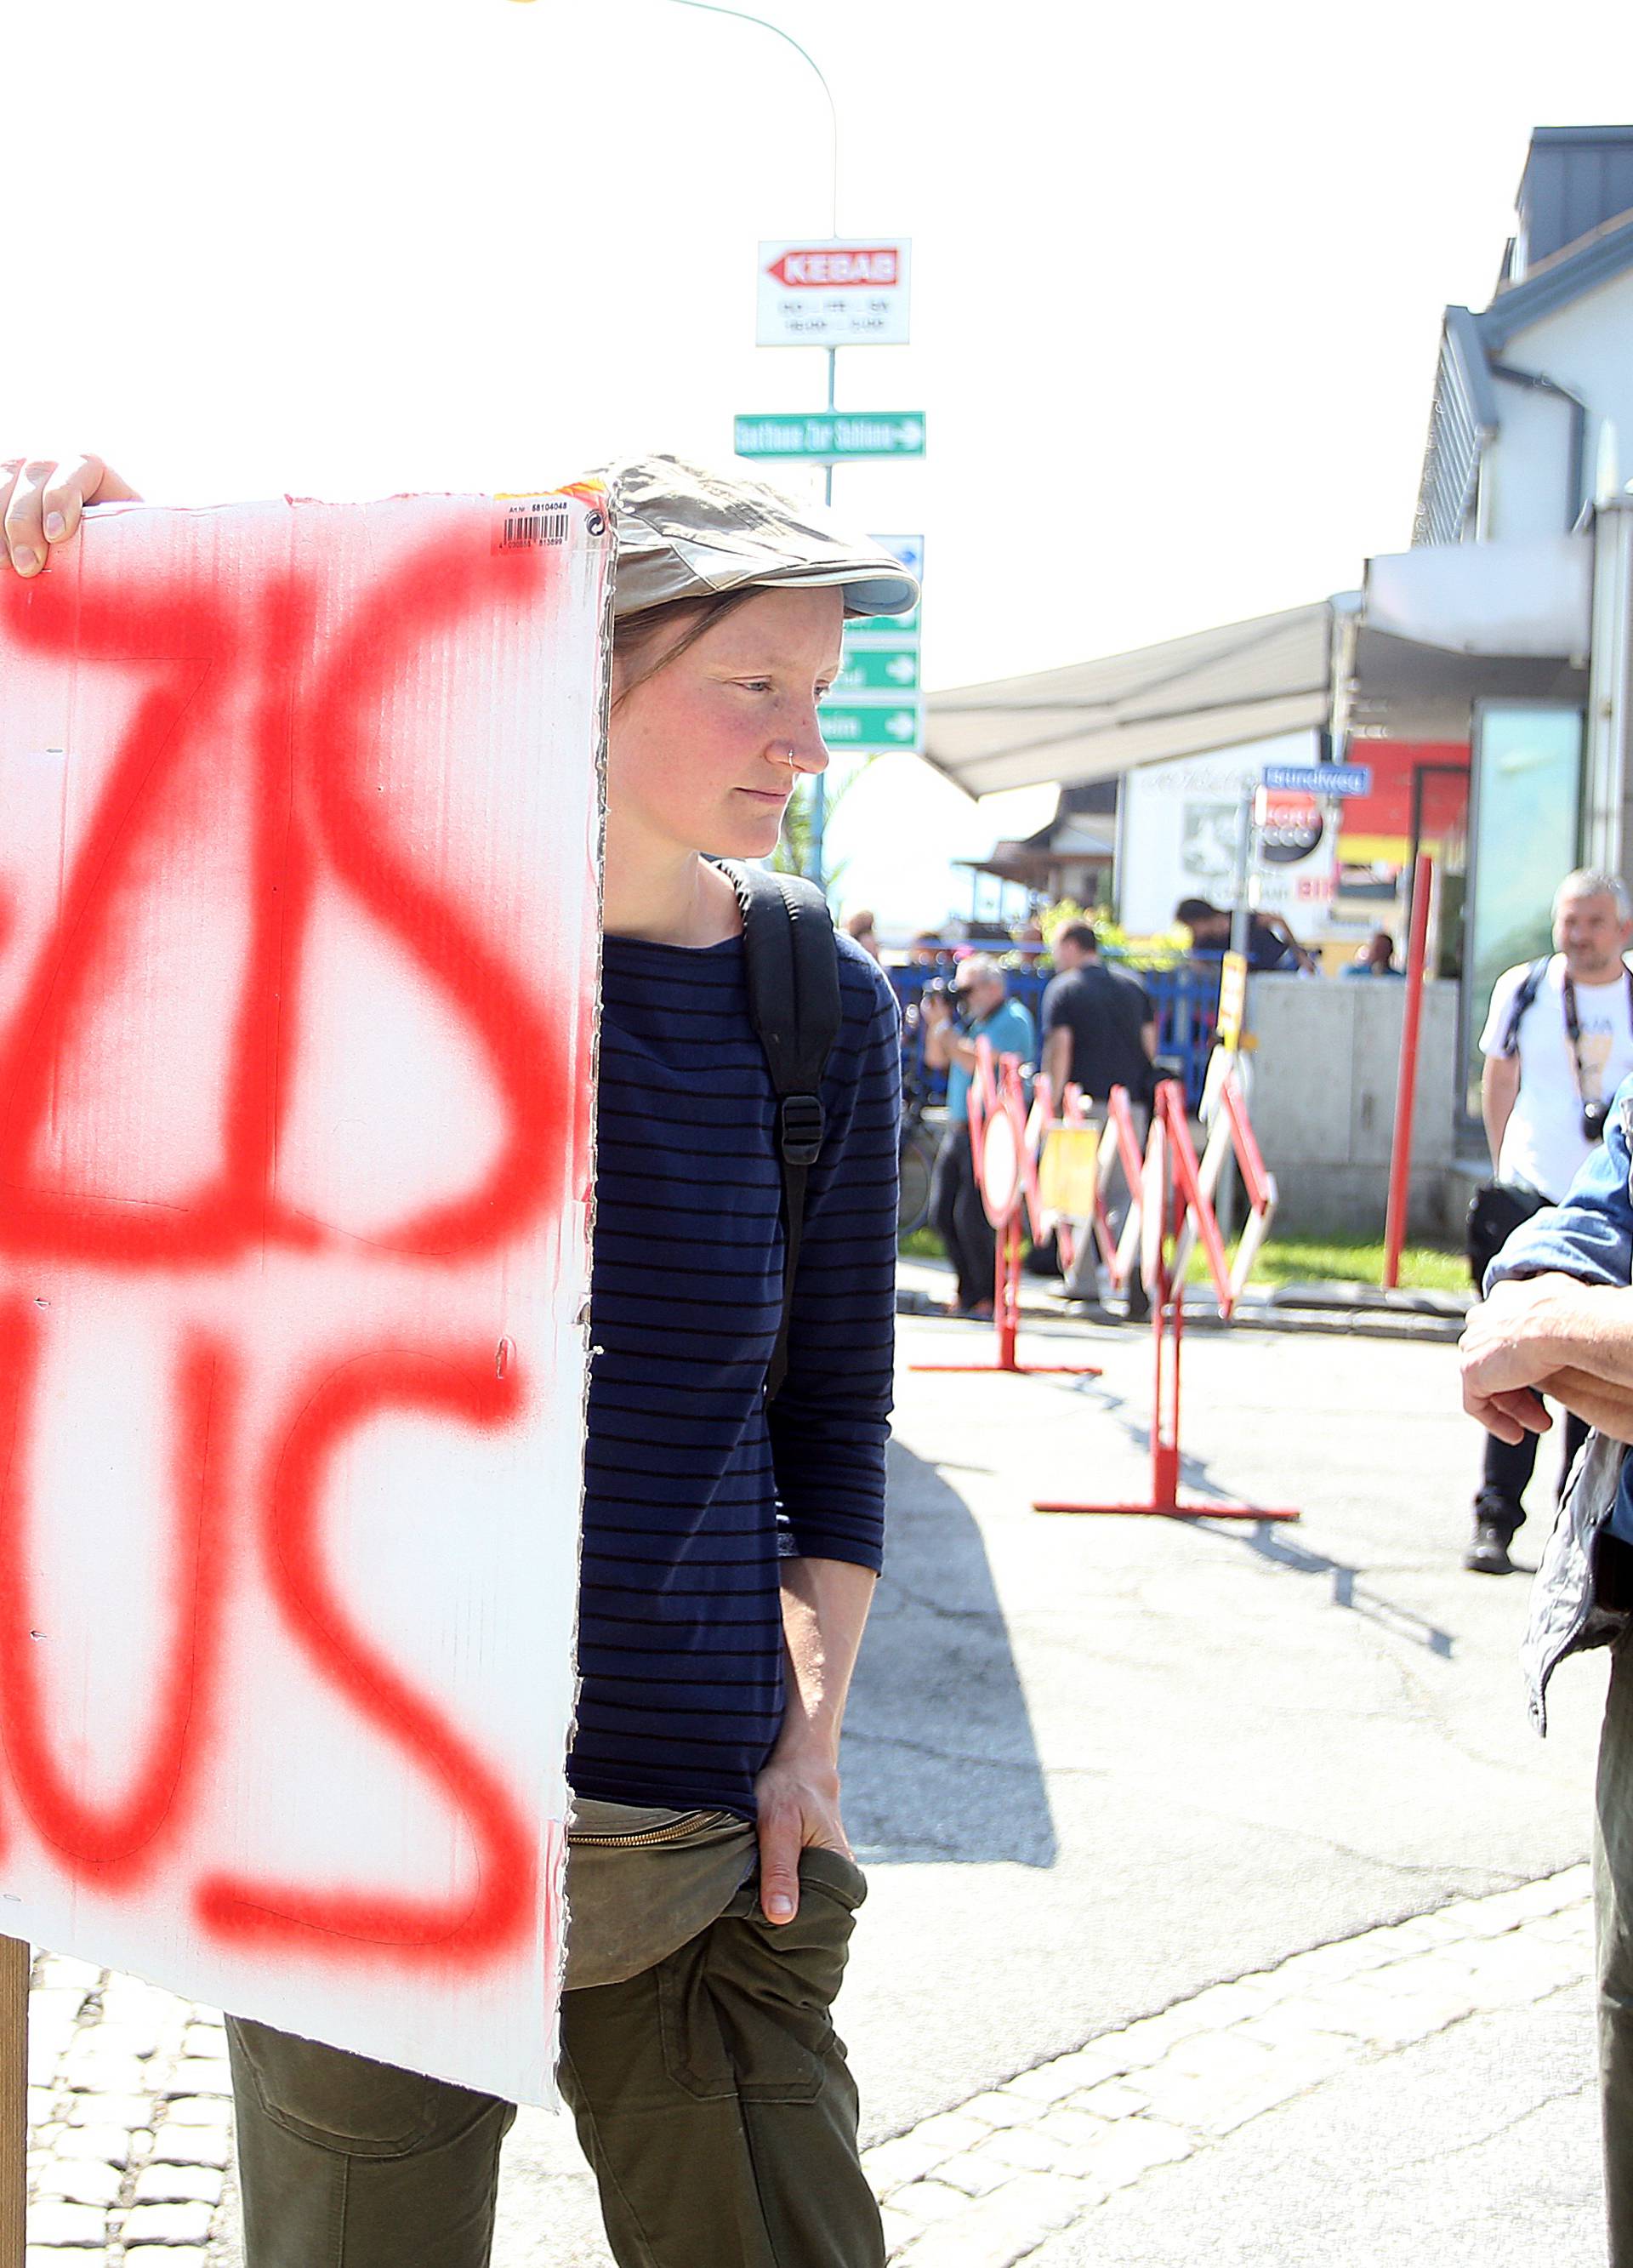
[747,564,919,618]
[598,453,920,621]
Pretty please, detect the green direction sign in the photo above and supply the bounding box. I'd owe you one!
[834,644,919,694]
[819,533,925,752]
[734,411,927,462]
[819,701,923,751]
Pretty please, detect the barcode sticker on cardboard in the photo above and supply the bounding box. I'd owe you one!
[498,499,572,550]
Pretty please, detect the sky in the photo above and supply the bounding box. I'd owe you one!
[9,0,1633,928]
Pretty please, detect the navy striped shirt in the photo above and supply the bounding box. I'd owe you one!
[566,927,901,1818]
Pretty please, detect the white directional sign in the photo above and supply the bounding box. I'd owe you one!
[757,239,911,348]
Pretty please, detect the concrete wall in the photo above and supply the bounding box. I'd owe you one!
[1243,976,1459,1238]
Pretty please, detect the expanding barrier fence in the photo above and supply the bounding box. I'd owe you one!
[911,1036,1300,1526]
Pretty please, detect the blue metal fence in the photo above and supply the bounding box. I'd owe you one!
[889,961,1220,1112]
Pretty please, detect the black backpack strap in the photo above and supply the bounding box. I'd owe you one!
[1499,957,1551,1057]
[714,860,844,1401]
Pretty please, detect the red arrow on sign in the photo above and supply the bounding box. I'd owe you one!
[765,248,900,288]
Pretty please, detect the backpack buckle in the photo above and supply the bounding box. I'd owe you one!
[779,1093,825,1166]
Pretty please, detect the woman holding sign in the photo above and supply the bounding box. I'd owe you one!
[1,451,909,2268]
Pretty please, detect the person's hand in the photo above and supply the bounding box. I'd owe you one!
[920,990,950,1027]
[3,454,142,577]
[751,1742,851,1927]
[1459,1274,1585,1442]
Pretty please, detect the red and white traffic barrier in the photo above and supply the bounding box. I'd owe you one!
[1034,1068,1299,1522]
[911,1039,1102,1380]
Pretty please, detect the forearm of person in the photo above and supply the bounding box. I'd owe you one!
[1541,1365,1633,1445]
[925,1025,977,1074]
[1482,1057,1518,1171]
[754,1554,878,1922]
[1141,1020,1158,1059]
[1519,1282,1633,1388]
[769,1556,877,1770]
[1044,1028,1072,1096]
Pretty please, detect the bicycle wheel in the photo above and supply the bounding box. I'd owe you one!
[897,1122,938,1236]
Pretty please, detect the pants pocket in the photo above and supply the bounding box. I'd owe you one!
[227,2016,442,2159]
[657,1849,865,2105]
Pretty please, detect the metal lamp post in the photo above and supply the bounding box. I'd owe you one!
[665,0,841,888]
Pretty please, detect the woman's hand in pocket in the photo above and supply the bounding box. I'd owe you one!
[752,1747,851,1928]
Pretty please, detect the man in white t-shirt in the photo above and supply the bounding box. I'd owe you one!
[1466,868,1633,1573]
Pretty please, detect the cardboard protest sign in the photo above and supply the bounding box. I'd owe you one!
[0,489,608,2105]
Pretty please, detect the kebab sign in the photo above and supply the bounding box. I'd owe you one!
[756,239,912,347]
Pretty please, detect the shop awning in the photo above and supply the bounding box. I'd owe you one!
[924,601,1336,798]
[1339,533,1593,740]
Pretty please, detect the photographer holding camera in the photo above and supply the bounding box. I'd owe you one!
[1465,869,1633,1573]
[922,957,1036,1319]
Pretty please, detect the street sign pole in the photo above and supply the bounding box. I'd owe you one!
[813,345,838,889]
[749,225,916,890]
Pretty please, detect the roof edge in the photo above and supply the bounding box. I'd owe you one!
[1480,208,1633,345]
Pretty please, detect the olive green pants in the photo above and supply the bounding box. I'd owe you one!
[225,1848,883,2268]
[1599,1633,1633,2265]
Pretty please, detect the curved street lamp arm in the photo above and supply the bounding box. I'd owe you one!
[664,0,839,233]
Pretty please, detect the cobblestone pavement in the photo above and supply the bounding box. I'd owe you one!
[20,1863,1596,2265]
[25,1955,235,2266]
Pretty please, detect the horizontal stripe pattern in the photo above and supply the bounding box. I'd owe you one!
[567,928,900,1817]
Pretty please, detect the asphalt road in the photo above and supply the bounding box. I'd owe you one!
[493,1303,1609,2264]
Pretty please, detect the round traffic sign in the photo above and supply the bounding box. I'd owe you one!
[980,1110,1023,1228]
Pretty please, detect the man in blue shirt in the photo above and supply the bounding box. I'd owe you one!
[1463,1086,1633,2262]
[922,957,1037,1318]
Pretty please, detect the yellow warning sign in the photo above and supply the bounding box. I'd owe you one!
[1039,1123,1101,1217]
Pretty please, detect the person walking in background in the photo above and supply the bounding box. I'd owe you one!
[1465,868,1633,1574]
[1175,896,1317,974]
[922,956,1036,1319]
[1041,920,1157,1318]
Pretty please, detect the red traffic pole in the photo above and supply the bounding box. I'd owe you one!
[1383,852,1434,1290]
[994,1215,1017,1373]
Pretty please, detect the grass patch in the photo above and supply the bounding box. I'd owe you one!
[1184,1234,1467,1294]
[904,1222,1467,1294]
[900,1227,947,1261]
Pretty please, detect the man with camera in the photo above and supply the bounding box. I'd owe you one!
[1466,869,1633,1573]
[921,957,1036,1319]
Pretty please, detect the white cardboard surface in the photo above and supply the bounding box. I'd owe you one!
[0,490,608,2105]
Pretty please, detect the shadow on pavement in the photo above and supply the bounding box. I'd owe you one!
[1198,1516,1456,1659]
[1096,1362,1459,1659]
[841,1441,1057,1869]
